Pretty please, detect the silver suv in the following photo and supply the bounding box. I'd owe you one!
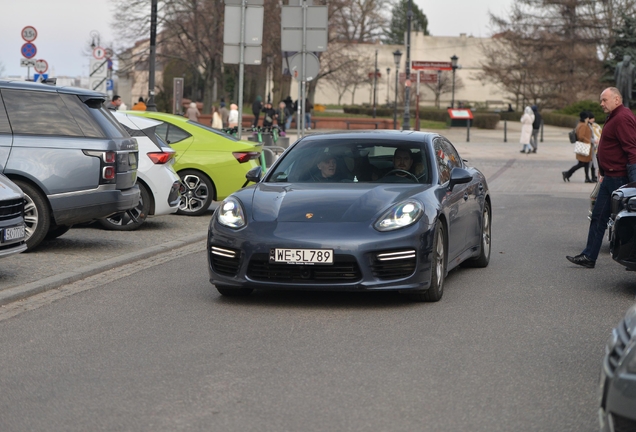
[0,80,139,250]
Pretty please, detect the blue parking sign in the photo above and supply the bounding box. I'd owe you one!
[106,79,114,91]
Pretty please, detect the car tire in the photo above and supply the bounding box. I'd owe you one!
[463,201,491,268]
[45,224,72,240]
[98,182,151,231]
[177,170,215,216]
[406,222,446,302]
[14,180,51,251]
[216,286,254,297]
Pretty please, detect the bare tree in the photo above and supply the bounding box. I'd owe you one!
[422,72,464,108]
[329,0,389,43]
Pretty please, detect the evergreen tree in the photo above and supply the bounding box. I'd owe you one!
[383,0,429,45]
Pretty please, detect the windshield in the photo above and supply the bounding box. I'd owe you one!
[187,120,239,141]
[265,138,431,184]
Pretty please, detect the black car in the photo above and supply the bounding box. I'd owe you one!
[609,183,636,269]
[599,303,636,431]
[207,130,491,302]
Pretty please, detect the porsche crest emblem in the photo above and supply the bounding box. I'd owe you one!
[305,213,314,219]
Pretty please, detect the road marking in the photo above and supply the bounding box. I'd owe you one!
[488,158,515,183]
[0,241,205,322]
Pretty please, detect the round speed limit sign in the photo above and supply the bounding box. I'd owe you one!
[21,26,37,42]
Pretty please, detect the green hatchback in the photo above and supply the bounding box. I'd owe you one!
[125,111,262,216]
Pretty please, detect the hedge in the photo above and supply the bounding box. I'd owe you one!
[541,112,578,128]
[472,113,500,129]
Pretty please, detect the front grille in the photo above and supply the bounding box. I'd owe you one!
[611,412,636,432]
[209,245,241,276]
[372,249,417,280]
[247,253,361,283]
[0,199,24,221]
[608,320,630,374]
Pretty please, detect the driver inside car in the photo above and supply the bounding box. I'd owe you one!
[381,148,420,183]
[310,153,339,182]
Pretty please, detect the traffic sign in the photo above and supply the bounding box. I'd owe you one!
[400,72,438,84]
[93,47,106,60]
[21,26,37,42]
[21,43,37,59]
[106,79,114,91]
[34,59,48,73]
[368,71,382,79]
[412,61,452,71]
[33,73,48,82]
[20,58,36,68]
[89,59,107,78]
[90,78,107,93]
[104,48,114,59]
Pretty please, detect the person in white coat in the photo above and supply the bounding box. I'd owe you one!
[519,106,535,154]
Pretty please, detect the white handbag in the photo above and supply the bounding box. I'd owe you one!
[573,141,591,157]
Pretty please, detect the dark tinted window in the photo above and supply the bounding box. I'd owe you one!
[90,106,128,138]
[433,138,451,184]
[0,96,11,134]
[59,94,105,138]
[2,89,83,137]
[440,138,462,169]
[155,123,191,144]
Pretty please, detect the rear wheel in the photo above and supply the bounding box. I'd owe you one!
[98,182,151,231]
[216,286,253,297]
[177,170,215,216]
[464,201,491,268]
[14,180,51,251]
[406,222,446,302]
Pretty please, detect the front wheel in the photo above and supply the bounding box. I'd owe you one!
[177,170,215,216]
[14,180,51,251]
[405,222,446,302]
[98,182,151,231]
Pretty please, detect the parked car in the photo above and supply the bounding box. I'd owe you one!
[609,183,636,270]
[0,80,139,250]
[98,112,181,230]
[207,130,491,301]
[599,303,636,431]
[125,111,261,216]
[0,173,27,258]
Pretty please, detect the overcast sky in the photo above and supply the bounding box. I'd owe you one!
[0,0,511,78]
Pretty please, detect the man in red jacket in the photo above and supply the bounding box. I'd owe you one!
[567,87,636,268]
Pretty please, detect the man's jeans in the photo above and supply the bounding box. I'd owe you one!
[285,114,294,130]
[582,175,628,261]
[530,129,539,150]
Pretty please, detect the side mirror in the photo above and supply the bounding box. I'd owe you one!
[246,166,262,183]
[448,167,472,191]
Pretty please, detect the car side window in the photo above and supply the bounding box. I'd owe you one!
[441,139,462,170]
[165,124,191,144]
[59,94,105,138]
[0,96,11,134]
[433,138,451,184]
[2,89,84,137]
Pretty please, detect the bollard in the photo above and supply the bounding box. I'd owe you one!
[540,120,544,142]
[467,119,470,142]
[504,120,507,143]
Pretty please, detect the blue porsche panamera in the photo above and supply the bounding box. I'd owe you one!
[207,130,491,302]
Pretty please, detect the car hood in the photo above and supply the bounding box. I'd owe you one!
[0,175,24,200]
[248,183,431,222]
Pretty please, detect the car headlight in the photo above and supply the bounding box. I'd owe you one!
[217,197,246,228]
[374,200,424,232]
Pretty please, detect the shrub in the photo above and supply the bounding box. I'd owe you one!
[418,108,450,124]
[498,111,520,121]
[556,100,606,124]
[342,105,396,117]
[472,113,500,129]
[542,112,579,128]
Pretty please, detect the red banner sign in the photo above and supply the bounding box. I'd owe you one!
[368,71,382,79]
[412,61,453,71]
[399,72,438,84]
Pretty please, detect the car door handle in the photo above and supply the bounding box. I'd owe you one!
[463,192,469,201]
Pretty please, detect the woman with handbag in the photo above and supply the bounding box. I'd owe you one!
[562,111,593,182]
[519,106,535,154]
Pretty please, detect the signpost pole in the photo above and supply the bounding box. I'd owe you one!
[416,72,420,131]
[373,50,378,119]
[237,0,247,140]
[146,0,158,111]
[402,0,412,130]
[300,0,307,138]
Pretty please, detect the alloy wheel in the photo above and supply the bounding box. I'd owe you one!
[179,174,210,214]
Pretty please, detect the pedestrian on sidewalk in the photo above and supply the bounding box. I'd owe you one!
[132,97,146,111]
[211,106,223,129]
[530,105,542,153]
[588,111,602,182]
[228,104,239,128]
[252,96,263,128]
[284,96,295,130]
[261,102,276,130]
[219,100,229,128]
[566,87,636,268]
[186,102,200,122]
[519,106,535,154]
[562,111,593,183]
[277,101,290,136]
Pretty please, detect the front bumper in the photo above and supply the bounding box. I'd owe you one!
[207,220,435,292]
[609,211,636,270]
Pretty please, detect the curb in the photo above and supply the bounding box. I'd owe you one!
[0,232,208,307]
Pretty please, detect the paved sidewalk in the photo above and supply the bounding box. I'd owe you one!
[0,122,595,306]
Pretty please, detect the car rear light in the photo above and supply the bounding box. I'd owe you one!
[147,151,174,164]
[103,166,115,180]
[233,152,261,164]
[104,151,116,163]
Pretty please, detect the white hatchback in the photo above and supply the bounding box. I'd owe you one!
[99,112,181,230]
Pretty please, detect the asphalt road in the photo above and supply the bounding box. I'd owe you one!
[0,188,634,431]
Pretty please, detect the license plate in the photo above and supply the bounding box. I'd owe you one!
[3,225,25,243]
[270,248,333,265]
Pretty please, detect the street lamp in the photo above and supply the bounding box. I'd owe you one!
[393,50,402,130]
[386,67,391,105]
[450,54,458,109]
[402,0,413,130]
[266,55,273,104]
